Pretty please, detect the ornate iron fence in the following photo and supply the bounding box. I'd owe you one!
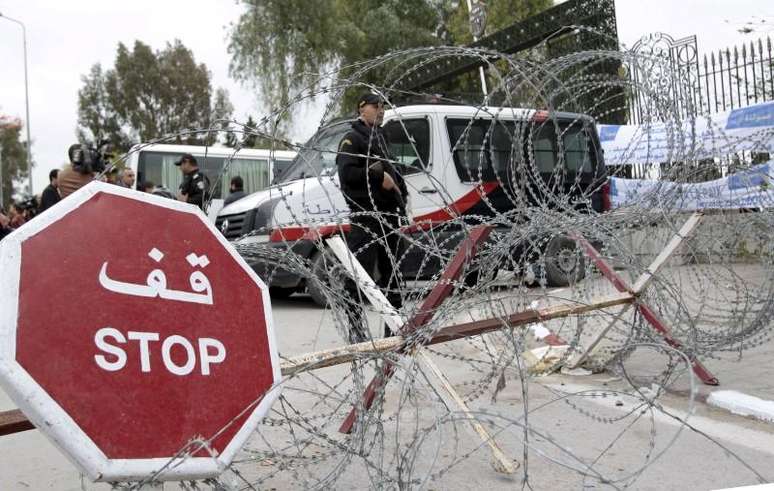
[699,36,774,114]
[628,33,774,124]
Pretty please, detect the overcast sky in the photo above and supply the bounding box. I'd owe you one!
[0,0,771,194]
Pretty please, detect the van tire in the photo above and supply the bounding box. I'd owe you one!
[307,251,334,308]
[269,287,296,300]
[543,235,586,287]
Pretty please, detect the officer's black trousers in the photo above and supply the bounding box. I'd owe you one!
[343,213,405,343]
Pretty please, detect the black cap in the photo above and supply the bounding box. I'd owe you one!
[174,153,197,166]
[357,92,384,109]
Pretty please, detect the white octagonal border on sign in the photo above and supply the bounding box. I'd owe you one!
[0,181,282,482]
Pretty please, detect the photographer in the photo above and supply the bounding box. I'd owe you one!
[58,141,112,199]
[59,144,96,198]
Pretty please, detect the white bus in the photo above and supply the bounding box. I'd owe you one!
[125,144,297,220]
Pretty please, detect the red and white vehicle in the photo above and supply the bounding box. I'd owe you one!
[215,104,610,306]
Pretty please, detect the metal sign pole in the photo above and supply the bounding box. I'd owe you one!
[466,0,488,96]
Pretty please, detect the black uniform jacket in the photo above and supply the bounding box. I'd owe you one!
[179,169,210,210]
[38,184,61,213]
[336,119,408,215]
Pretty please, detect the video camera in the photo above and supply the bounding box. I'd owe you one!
[68,139,112,174]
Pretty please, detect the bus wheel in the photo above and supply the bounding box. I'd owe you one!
[544,235,586,287]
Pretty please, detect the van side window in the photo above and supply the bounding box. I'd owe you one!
[563,122,596,173]
[383,118,431,175]
[531,121,598,175]
[533,127,557,174]
[447,118,522,182]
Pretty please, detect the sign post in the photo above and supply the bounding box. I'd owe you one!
[0,181,282,482]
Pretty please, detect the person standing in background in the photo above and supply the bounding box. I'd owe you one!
[175,154,210,210]
[116,168,136,188]
[38,169,61,213]
[223,176,246,206]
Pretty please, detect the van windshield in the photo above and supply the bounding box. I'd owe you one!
[277,121,352,183]
[446,117,600,183]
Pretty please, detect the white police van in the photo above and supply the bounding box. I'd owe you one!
[216,104,610,305]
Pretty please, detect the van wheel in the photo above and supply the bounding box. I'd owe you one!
[307,250,335,308]
[269,287,296,300]
[543,235,586,287]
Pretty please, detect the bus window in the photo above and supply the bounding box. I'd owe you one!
[137,151,273,199]
[137,151,219,196]
[198,156,227,199]
[220,158,270,196]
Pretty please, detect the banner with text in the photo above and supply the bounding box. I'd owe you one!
[609,162,774,210]
[599,101,774,167]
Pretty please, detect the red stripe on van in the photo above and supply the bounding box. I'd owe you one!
[269,224,351,242]
[406,182,500,232]
[270,182,498,240]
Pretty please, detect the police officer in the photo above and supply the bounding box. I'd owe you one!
[175,154,210,210]
[336,93,408,341]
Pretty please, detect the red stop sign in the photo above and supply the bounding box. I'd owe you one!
[0,182,282,482]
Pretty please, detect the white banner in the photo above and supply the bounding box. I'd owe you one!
[599,101,774,167]
[609,162,774,210]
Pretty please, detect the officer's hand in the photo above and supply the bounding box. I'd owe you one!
[369,162,384,175]
[382,173,396,191]
[0,213,9,228]
[177,192,188,202]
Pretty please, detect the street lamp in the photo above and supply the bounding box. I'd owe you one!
[0,12,34,196]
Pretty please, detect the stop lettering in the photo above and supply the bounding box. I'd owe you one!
[94,328,227,376]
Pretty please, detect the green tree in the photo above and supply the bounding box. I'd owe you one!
[241,115,259,149]
[211,87,235,147]
[0,116,30,208]
[77,64,129,149]
[77,40,233,151]
[446,0,551,44]
[239,115,289,150]
[228,0,550,118]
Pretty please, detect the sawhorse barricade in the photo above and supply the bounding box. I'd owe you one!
[325,226,518,473]
[566,211,719,385]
